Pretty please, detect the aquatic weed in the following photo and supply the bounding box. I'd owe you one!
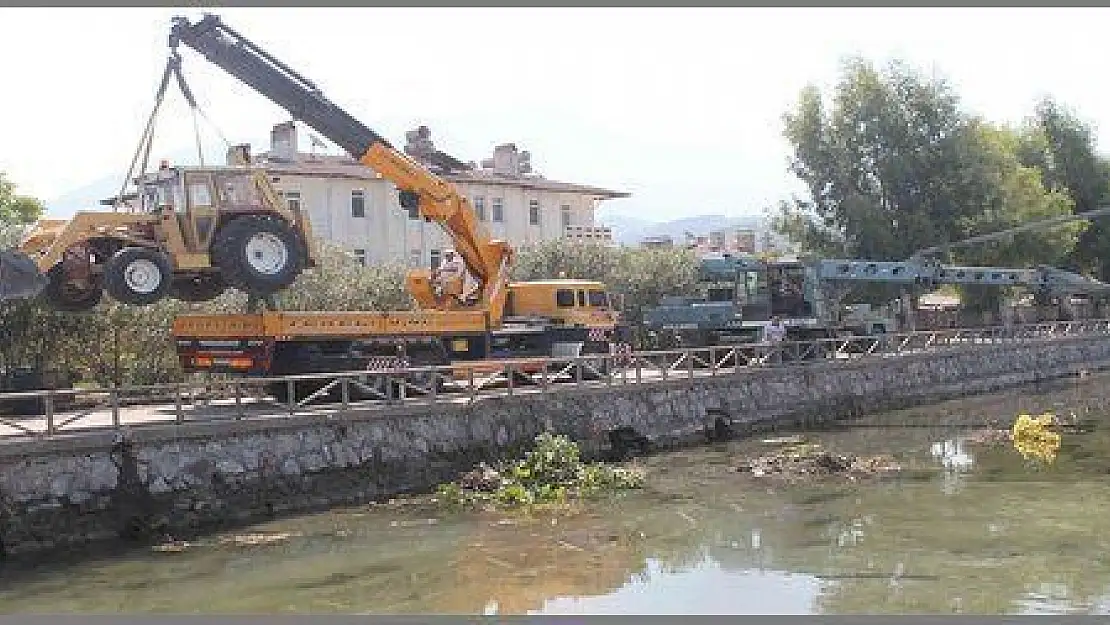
[436,432,645,511]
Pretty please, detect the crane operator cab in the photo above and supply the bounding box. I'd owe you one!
[431,248,467,307]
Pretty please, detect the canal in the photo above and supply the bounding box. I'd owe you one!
[1,370,1109,614]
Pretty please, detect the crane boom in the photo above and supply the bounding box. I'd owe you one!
[167,13,513,320]
[911,204,1110,260]
[816,258,1110,297]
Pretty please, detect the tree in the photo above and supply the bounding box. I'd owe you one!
[774,57,1081,311]
[273,242,412,312]
[946,121,1079,312]
[0,172,43,245]
[0,173,44,268]
[774,57,974,262]
[0,173,57,379]
[1017,96,1110,279]
[513,240,700,333]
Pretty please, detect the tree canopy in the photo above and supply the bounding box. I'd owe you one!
[773,57,1083,269]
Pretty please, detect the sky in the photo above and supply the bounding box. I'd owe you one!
[4,7,1110,223]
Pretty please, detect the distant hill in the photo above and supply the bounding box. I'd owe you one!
[45,174,124,218]
[596,210,770,246]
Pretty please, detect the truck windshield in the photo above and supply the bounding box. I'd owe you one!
[588,290,609,308]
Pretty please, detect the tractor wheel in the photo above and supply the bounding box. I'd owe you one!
[212,217,305,295]
[103,247,173,306]
[170,273,227,303]
[42,264,103,312]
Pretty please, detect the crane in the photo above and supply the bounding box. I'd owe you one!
[159,13,626,398]
[167,13,514,321]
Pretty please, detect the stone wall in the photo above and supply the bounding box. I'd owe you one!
[2,334,1109,559]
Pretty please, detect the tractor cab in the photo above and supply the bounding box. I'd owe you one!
[133,162,289,257]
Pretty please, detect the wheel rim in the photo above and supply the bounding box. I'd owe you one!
[244,232,289,275]
[124,258,163,294]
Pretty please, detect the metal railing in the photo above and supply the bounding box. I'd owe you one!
[1,318,1108,441]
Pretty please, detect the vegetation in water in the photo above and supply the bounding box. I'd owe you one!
[435,432,645,510]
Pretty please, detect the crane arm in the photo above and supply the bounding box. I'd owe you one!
[167,13,512,318]
[911,204,1110,260]
[816,258,1110,298]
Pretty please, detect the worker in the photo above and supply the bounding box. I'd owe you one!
[763,315,786,365]
[432,248,466,306]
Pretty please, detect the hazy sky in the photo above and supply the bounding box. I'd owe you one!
[3,7,1110,222]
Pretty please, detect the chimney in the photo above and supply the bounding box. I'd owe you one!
[226,143,252,166]
[404,125,436,163]
[490,143,517,175]
[270,121,298,161]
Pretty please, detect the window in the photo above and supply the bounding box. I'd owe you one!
[351,190,366,218]
[409,250,421,268]
[187,181,212,207]
[707,287,734,302]
[429,248,441,270]
[285,190,302,213]
[473,196,486,221]
[588,290,609,308]
[492,197,504,222]
[555,289,575,308]
[560,204,572,228]
[576,290,586,307]
[407,203,420,220]
[352,248,366,267]
[528,199,540,226]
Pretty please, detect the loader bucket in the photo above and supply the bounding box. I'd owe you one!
[0,249,47,302]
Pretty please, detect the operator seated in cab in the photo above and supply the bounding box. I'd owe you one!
[432,248,467,307]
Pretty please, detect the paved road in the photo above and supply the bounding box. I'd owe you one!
[0,335,1061,443]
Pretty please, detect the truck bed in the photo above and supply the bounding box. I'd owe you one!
[171,309,493,341]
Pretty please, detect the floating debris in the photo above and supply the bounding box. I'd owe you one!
[218,531,299,547]
[151,540,194,553]
[1011,413,1062,464]
[734,443,901,482]
[964,428,1012,447]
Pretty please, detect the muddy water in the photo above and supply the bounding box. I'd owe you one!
[3,371,1110,614]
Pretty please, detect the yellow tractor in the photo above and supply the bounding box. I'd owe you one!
[0,155,317,312]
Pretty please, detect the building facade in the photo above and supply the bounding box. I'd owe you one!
[249,122,626,269]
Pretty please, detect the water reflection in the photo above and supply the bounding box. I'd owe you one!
[535,556,825,615]
[1,372,1110,614]
[931,438,975,495]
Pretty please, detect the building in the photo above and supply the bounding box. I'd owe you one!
[248,122,627,268]
[639,235,675,248]
[685,227,758,255]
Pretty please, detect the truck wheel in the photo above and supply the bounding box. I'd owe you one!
[103,247,173,306]
[170,274,227,303]
[42,265,103,312]
[212,217,305,295]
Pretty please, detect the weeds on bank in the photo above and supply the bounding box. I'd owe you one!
[435,433,646,512]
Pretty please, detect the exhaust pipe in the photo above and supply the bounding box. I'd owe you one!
[0,249,48,302]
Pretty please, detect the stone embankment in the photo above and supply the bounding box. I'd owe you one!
[1,334,1108,558]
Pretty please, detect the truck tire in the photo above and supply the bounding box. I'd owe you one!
[103,247,173,306]
[170,274,227,303]
[42,264,103,312]
[212,217,305,295]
